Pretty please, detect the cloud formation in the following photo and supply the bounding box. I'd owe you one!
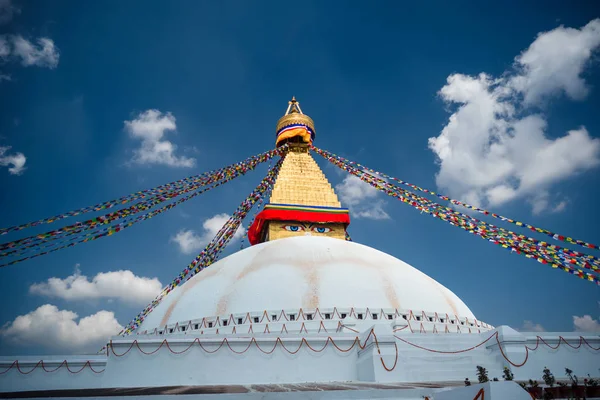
[0,146,26,175]
[29,265,162,305]
[0,35,59,69]
[0,305,121,351]
[335,175,390,220]
[573,315,600,332]
[510,19,600,105]
[521,320,546,332]
[0,0,19,25]
[172,213,246,254]
[125,109,196,168]
[429,19,600,214]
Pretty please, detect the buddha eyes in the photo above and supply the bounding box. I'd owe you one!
[282,225,332,233]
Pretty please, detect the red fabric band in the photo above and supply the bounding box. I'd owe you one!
[248,209,350,245]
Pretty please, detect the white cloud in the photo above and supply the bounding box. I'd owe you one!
[0,146,26,175]
[0,35,10,57]
[0,305,121,351]
[11,36,59,68]
[172,213,246,254]
[573,315,600,332]
[0,5,58,78]
[551,200,568,213]
[335,175,390,220]
[0,0,20,25]
[521,320,546,332]
[29,265,162,305]
[0,35,59,69]
[171,230,205,254]
[429,19,600,214]
[510,19,600,105]
[125,109,196,168]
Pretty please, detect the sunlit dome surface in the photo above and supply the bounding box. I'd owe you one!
[139,236,476,330]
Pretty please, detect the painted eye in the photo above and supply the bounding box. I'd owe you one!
[312,226,331,233]
[284,225,303,232]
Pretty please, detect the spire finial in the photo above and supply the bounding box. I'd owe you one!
[285,97,302,115]
[275,97,315,147]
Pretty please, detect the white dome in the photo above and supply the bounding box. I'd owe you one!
[139,236,476,331]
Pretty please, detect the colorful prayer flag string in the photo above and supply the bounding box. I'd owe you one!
[0,147,286,268]
[0,150,276,254]
[313,146,600,286]
[334,155,599,280]
[0,148,285,236]
[117,155,285,337]
[0,179,230,267]
[1,183,211,256]
[311,146,600,252]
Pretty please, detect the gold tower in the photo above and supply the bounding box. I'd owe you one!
[247,98,350,245]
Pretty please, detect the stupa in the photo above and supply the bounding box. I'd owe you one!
[0,99,598,400]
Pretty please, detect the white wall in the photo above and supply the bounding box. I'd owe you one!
[1,324,598,394]
[102,333,359,387]
[0,358,105,393]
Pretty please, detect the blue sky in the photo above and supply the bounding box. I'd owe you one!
[0,1,599,355]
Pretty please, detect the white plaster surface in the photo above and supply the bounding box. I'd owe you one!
[2,239,598,397]
[1,325,599,394]
[139,237,475,331]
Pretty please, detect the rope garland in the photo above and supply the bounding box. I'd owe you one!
[107,328,397,371]
[311,147,599,252]
[117,156,285,338]
[394,332,600,368]
[312,146,600,286]
[0,148,285,236]
[0,360,105,375]
[3,331,596,375]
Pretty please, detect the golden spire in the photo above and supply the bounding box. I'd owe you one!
[269,150,342,208]
[275,97,316,147]
[247,98,350,245]
[248,98,346,243]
